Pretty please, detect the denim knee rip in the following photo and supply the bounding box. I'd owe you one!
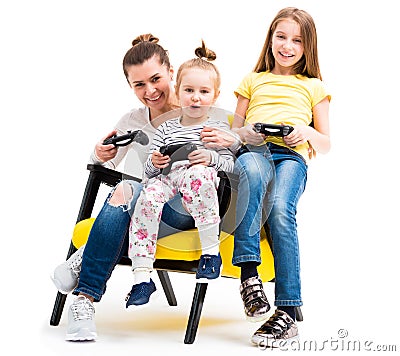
[106,180,143,213]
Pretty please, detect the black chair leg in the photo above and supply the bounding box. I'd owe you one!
[156,270,177,306]
[50,292,67,326]
[295,306,303,322]
[50,242,77,326]
[184,282,208,344]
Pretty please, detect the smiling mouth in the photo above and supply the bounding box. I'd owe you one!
[279,52,294,58]
[146,94,162,102]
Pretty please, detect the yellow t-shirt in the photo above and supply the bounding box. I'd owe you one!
[235,71,330,161]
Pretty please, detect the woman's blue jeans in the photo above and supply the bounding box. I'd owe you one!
[75,180,195,301]
[232,143,308,307]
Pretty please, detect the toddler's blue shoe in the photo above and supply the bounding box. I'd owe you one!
[125,279,157,308]
[196,254,222,280]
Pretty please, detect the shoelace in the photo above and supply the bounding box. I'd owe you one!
[201,256,215,273]
[67,253,83,277]
[71,298,94,321]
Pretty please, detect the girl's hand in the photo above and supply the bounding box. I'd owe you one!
[237,124,265,145]
[188,149,212,166]
[283,124,312,147]
[95,130,118,162]
[152,150,171,169]
[200,126,236,148]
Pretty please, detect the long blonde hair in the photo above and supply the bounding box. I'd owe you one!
[254,7,322,80]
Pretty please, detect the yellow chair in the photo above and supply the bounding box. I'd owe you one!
[71,217,275,282]
[50,164,275,343]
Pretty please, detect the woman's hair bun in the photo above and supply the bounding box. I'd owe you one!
[132,33,159,47]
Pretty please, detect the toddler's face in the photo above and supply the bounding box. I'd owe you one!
[178,68,218,120]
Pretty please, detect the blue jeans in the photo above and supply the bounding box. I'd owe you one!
[232,143,307,307]
[75,180,195,301]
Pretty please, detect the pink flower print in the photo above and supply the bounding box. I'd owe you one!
[154,193,165,203]
[204,186,216,199]
[190,179,202,193]
[141,207,154,219]
[182,194,193,204]
[146,243,156,255]
[136,228,148,241]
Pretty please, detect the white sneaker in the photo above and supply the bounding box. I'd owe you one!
[66,295,97,341]
[51,245,85,294]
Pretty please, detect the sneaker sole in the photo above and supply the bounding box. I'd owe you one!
[251,334,299,347]
[245,312,270,323]
[126,289,159,311]
[50,275,77,295]
[65,328,97,341]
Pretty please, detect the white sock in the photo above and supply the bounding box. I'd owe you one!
[198,223,220,256]
[133,268,151,284]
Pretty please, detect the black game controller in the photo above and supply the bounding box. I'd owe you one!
[103,130,149,147]
[253,123,294,137]
[159,142,197,175]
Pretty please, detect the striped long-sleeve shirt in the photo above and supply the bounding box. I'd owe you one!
[144,116,235,179]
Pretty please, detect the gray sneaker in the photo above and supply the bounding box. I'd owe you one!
[51,245,85,294]
[251,309,298,347]
[239,276,270,322]
[66,295,97,341]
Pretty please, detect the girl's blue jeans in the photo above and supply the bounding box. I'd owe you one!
[75,181,194,301]
[232,143,308,307]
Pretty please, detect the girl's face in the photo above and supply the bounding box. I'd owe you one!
[270,19,304,75]
[177,68,219,121]
[126,55,174,114]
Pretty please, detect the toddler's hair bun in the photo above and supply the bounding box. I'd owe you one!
[194,40,216,61]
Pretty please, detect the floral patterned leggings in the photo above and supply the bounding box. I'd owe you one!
[128,164,220,270]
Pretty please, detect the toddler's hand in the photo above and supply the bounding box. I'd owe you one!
[188,149,212,166]
[152,150,171,169]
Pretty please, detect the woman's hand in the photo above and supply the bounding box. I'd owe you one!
[236,124,265,145]
[151,150,171,169]
[95,130,118,162]
[188,149,212,166]
[200,126,238,149]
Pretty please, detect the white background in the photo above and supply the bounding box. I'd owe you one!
[1,0,399,354]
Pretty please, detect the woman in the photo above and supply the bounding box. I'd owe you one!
[52,34,239,342]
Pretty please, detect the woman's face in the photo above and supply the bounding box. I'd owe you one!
[126,55,173,114]
[270,18,304,75]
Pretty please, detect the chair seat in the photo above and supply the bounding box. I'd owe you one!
[72,218,275,282]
